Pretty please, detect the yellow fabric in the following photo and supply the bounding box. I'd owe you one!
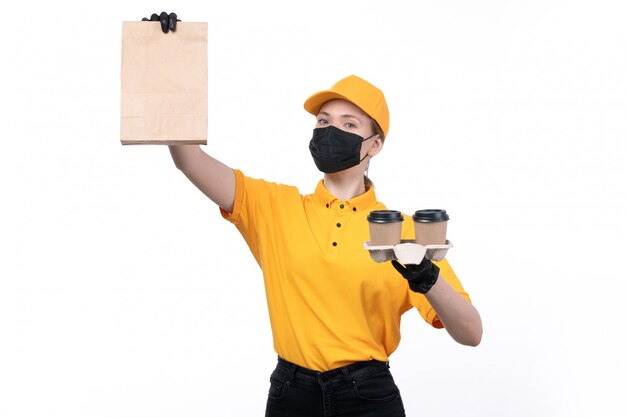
[303,75,390,136]
[220,169,470,371]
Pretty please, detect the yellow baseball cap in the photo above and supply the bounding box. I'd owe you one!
[303,75,390,137]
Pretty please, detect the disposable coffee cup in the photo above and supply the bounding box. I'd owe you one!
[367,210,404,246]
[412,209,449,246]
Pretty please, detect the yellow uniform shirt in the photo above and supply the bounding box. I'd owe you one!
[221,169,471,371]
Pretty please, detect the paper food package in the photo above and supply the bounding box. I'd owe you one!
[120,21,207,145]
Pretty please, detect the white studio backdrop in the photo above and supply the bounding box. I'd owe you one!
[1,1,624,416]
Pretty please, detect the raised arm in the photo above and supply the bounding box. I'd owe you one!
[140,13,237,212]
[169,145,236,212]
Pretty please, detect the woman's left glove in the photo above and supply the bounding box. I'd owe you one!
[391,258,440,294]
[142,12,179,33]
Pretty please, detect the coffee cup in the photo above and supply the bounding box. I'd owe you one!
[367,210,404,246]
[412,209,449,246]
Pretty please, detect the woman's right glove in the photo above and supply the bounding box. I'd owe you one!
[391,258,440,294]
[142,12,179,33]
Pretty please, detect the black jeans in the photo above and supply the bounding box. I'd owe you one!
[265,357,406,417]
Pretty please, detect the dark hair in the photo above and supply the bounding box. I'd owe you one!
[364,119,386,189]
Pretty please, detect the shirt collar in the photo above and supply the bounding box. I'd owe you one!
[312,179,378,213]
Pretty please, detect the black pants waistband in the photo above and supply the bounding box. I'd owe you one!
[276,356,390,384]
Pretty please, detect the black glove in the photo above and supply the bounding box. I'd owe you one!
[391,258,440,294]
[142,12,179,33]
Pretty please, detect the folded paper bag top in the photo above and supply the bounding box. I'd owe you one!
[120,21,208,145]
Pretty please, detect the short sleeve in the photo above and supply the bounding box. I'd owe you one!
[219,169,280,264]
[409,258,471,328]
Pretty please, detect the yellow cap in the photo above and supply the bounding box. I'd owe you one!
[303,75,390,137]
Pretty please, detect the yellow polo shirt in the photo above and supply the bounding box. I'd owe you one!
[220,169,471,371]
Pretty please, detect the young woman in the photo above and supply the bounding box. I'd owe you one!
[145,13,482,417]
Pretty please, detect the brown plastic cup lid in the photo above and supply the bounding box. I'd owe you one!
[367,210,404,224]
[412,209,449,223]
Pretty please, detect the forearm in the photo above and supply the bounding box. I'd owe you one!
[168,145,236,211]
[425,277,483,346]
[168,144,203,170]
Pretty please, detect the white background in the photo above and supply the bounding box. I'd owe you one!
[1,1,625,416]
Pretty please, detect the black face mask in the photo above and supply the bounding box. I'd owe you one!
[309,126,376,173]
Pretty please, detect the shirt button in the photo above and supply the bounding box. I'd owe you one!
[340,204,345,209]
[326,203,329,208]
[352,207,357,212]
[332,242,337,247]
[336,223,341,228]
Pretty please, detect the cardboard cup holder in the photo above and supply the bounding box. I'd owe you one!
[363,239,453,264]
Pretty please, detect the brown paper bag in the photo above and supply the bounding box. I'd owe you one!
[120,21,207,145]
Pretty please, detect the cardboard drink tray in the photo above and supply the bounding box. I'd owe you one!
[363,239,453,264]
